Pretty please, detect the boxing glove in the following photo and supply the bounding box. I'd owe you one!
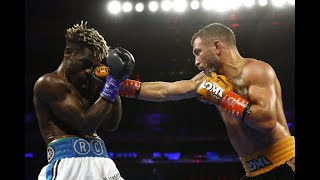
[197,72,251,121]
[118,79,141,98]
[100,47,135,102]
[90,64,140,99]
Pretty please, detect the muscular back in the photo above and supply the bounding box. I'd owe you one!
[218,59,291,157]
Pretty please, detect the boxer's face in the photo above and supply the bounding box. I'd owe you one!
[66,47,100,88]
[193,37,217,73]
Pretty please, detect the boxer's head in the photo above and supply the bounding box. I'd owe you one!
[191,23,237,74]
[63,21,109,88]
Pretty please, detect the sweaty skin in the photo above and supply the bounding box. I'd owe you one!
[137,37,291,157]
[33,47,122,144]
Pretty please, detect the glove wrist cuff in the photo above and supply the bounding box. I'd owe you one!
[118,79,141,98]
[100,75,123,102]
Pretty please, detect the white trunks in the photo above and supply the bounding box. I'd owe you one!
[38,136,124,180]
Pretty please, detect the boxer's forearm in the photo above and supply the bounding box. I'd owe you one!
[138,81,197,102]
[138,82,170,101]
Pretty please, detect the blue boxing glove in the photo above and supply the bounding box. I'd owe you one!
[100,47,135,102]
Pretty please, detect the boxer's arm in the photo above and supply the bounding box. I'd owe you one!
[243,62,278,132]
[100,95,122,132]
[138,71,204,101]
[138,80,198,101]
[119,71,205,101]
[33,75,113,134]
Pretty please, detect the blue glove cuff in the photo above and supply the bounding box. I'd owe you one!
[100,74,123,102]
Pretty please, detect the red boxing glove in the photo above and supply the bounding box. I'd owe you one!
[118,79,141,98]
[219,91,252,121]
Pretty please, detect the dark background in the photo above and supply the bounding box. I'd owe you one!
[25,0,295,179]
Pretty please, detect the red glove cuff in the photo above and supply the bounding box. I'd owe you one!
[220,91,251,121]
[118,79,141,98]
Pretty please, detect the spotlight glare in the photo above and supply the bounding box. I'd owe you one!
[161,0,172,11]
[243,0,255,7]
[122,2,133,13]
[190,0,200,10]
[149,1,159,12]
[202,0,213,10]
[212,0,232,12]
[172,0,188,12]
[231,0,243,10]
[288,0,295,5]
[107,0,121,14]
[271,0,286,7]
[135,3,144,12]
[258,0,268,6]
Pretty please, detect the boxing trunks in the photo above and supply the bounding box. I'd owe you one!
[240,136,295,179]
[38,135,124,180]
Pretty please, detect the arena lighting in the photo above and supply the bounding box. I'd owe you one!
[107,0,121,14]
[135,2,144,12]
[161,0,172,11]
[202,0,212,10]
[288,0,295,5]
[25,153,34,158]
[153,152,181,161]
[108,152,138,159]
[231,0,242,10]
[212,0,233,13]
[243,0,255,8]
[231,23,239,27]
[163,152,181,160]
[172,0,188,12]
[122,1,133,12]
[190,0,200,10]
[105,0,294,15]
[271,0,287,7]
[258,0,268,6]
[148,1,159,12]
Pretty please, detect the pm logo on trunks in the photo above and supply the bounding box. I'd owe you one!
[47,146,54,163]
[246,155,272,172]
[73,139,104,155]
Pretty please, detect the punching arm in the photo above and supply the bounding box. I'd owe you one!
[119,79,198,102]
[118,72,204,101]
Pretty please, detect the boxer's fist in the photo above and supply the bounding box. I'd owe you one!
[100,47,136,102]
[105,47,135,81]
[197,72,233,105]
[197,72,251,121]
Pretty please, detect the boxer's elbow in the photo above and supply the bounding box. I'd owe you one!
[246,111,276,134]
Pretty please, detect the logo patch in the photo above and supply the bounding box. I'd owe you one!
[199,80,224,99]
[91,139,103,155]
[246,155,272,172]
[73,139,91,155]
[47,146,55,163]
